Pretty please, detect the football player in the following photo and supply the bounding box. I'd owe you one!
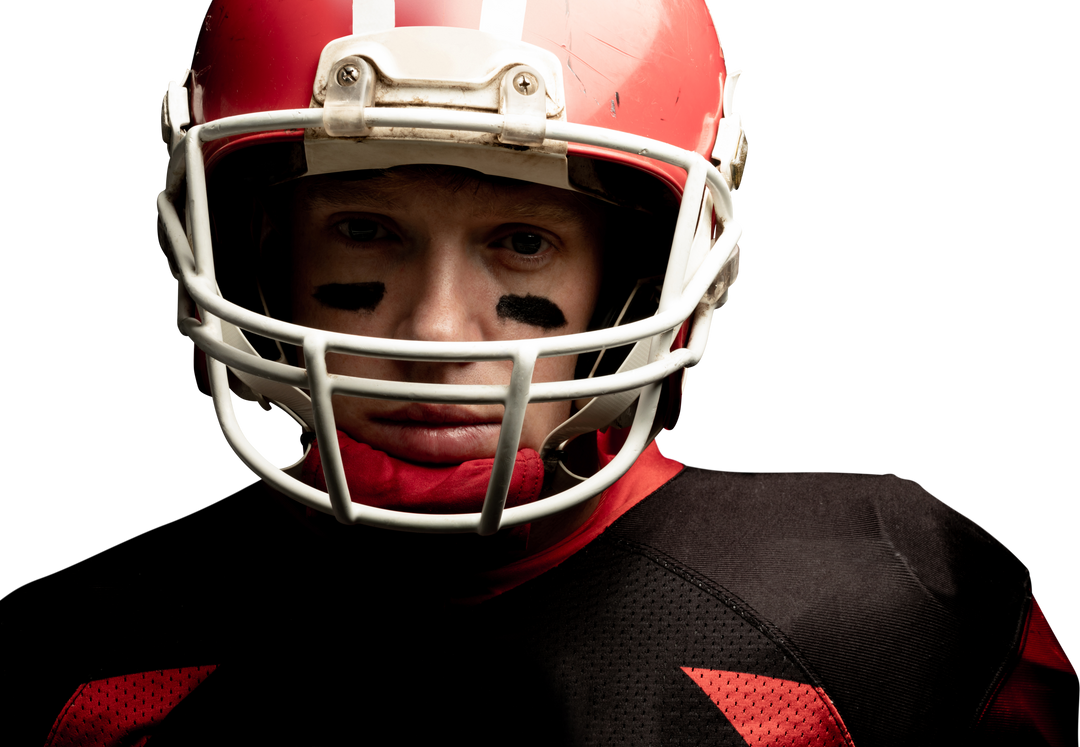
[2,1,1076,744]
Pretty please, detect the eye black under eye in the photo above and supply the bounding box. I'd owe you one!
[339,219,381,241]
[509,232,545,255]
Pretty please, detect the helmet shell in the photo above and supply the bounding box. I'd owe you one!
[189,0,726,188]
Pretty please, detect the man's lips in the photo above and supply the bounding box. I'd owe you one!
[364,405,503,463]
[374,404,501,428]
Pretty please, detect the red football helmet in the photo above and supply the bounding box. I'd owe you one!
[158,0,745,533]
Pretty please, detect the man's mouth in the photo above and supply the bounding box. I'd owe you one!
[365,405,503,463]
[375,404,501,428]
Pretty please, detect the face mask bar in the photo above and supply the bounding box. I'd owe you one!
[158,105,740,535]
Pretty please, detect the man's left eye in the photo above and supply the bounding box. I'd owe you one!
[336,219,387,242]
[502,232,548,255]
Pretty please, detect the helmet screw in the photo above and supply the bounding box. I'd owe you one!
[513,72,539,95]
[337,65,361,86]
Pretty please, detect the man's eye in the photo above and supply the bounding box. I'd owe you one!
[336,219,386,242]
[504,232,548,255]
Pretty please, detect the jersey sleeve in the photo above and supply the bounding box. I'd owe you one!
[974,597,1079,746]
[46,668,219,746]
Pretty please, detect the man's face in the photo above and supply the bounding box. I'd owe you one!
[287,167,605,465]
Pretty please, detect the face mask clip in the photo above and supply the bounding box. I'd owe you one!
[323,57,376,137]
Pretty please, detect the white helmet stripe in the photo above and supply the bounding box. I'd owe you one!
[479,0,527,41]
[353,0,395,35]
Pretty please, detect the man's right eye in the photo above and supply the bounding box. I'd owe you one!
[336,219,387,242]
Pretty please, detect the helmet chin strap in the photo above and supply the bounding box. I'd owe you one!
[212,271,316,430]
[217,316,315,429]
[539,277,660,463]
[539,337,651,458]
[541,185,727,462]
[302,430,545,515]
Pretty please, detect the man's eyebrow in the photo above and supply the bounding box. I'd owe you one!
[299,180,403,211]
[298,179,597,226]
[483,200,595,227]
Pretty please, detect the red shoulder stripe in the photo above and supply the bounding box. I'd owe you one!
[975,598,1078,745]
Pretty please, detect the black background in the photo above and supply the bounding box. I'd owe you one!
[21,2,1075,742]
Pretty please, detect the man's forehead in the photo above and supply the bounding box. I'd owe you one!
[291,167,601,223]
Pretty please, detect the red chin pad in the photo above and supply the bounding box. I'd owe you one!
[301,430,545,514]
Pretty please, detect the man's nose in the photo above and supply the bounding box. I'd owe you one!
[392,239,489,344]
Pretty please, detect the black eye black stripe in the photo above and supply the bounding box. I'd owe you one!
[313,282,386,311]
[496,294,567,330]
